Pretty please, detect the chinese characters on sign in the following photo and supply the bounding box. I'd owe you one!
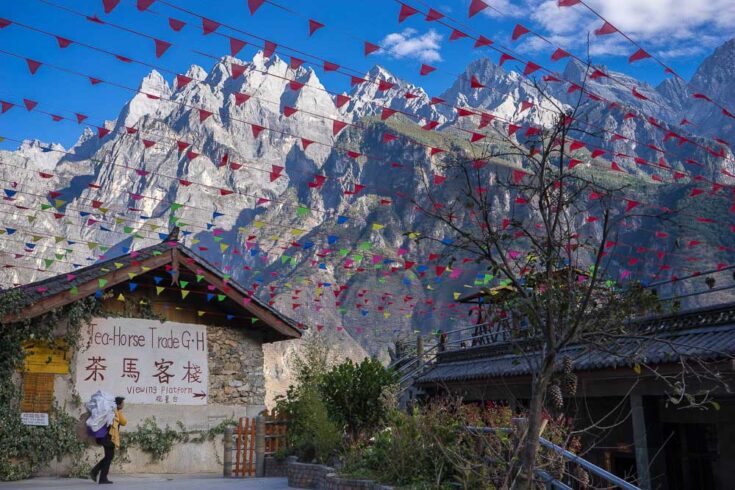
[75,318,208,405]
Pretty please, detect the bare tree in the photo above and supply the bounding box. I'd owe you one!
[410,67,730,488]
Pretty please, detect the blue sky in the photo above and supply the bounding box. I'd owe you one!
[0,0,731,150]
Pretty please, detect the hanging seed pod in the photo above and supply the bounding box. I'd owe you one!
[549,383,564,409]
[574,466,590,488]
[563,373,578,397]
[562,355,573,374]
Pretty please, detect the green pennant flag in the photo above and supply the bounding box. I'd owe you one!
[196,275,204,282]
[98,279,108,289]
[124,226,133,234]
[87,242,98,250]
[214,236,224,242]
[179,280,189,289]
[41,204,52,211]
[28,216,37,224]
[358,242,371,251]
[296,206,309,218]
[152,250,162,256]
[339,248,349,256]
[217,294,226,302]
[55,236,64,243]
[251,317,258,324]
[70,286,78,295]
[170,203,183,212]
[281,255,291,264]
[354,255,363,262]
[43,259,53,269]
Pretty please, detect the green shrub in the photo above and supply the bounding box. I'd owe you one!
[318,358,397,442]
[278,387,341,464]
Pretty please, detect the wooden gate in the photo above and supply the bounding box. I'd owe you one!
[232,409,288,477]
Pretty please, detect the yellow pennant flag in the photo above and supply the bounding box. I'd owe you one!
[197,311,205,317]
[220,243,229,252]
[117,294,125,302]
[371,223,385,231]
[156,286,164,295]
[181,290,190,299]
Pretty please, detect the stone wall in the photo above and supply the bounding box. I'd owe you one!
[208,325,265,405]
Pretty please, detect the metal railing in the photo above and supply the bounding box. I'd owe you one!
[467,426,640,490]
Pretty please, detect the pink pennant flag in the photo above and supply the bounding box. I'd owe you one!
[89,77,103,85]
[594,22,617,36]
[0,18,11,29]
[230,37,246,56]
[512,169,527,183]
[220,188,234,196]
[308,19,324,36]
[350,76,366,86]
[469,0,489,17]
[154,39,171,58]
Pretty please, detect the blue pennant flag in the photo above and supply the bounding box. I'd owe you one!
[153,276,163,285]
[207,293,215,302]
[337,216,349,225]
[129,283,138,292]
[327,235,339,244]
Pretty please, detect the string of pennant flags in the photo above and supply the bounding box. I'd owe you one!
[2,0,734,332]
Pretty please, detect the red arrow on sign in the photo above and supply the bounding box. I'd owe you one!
[193,391,207,399]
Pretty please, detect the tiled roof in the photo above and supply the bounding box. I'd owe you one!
[417,303,735,384]
[0,238,300,336]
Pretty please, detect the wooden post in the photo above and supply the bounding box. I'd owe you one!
[630,394,652,490]
[416,334,424,369]
[255,415,266,477]
[223,426,233,478]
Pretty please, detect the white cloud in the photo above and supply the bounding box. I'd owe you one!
[518,0,735,58]
[380,28,443,63]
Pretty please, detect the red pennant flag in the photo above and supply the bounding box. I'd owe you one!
[594,22,617,36]
[381,108,397,120]
[430,147,445,155]
[498,53,515,66]
[425,8,444,21]
[125,126,138,134]
[508,124,521,136]
[450,29,469,41]
[398,3,418,22]
[523,61,541,75]
[551,48,570,61]
[568,83,582,93]
[470,75,485,88]
[26,59,41,75]
[39,172,53,178]
[625,200,640,212]
[230,37,246,56]
[520,101,534,113]
[308,175,327,188]
[102,0,120,13]
[89,77,103,85]
[143,139,155,148]
[590,69,608,79]
[474,35,492,48]
[469,0,489,17]
[470,132,486,142]
[186,150,199,160]
[512,24,530,41]
[350,76,366,86]
[526,127,541,136]
[558,0,580,5]
[383,132,397,142]
[430,96,445,105]
[568,158,583,169]
[97,127,110,138]
[263,41,277,57]
[628,48,650,63]
[55,36,73,48]
[0,101,14,113]
[378,80,395,91]
[137,0,154,11]
[231,64,246,79]
[335,94,350,108]
[423,120,440,130]
[404,92,418,99]
[512,169,528,183]
[631,87,649,100]
[283,106,298,117]
[544,75,561,83]
[690,188,704,197]
[457,108,475,117]
[176,74,193,88]
[301,138,314,149]
[308,19,324,36]
[611,161,623,172]
[404,261,415,270]
[288,80,304,91]
[153,38,172,58]
[23,99,37,111]
[364,41,380,56]
[234,93,250,105]
[347,151,361,159]
[0,18,11,29]
[115,55,133,63]
[290,57,304,69]
[569,140,585,151]
[434,174,446,185]
[202,18,220,35]
[591,149,605,158]
[219,188,234,196]
[479,113,495,128]
[199,109,213,122]
[168,18,185,31]
[333,120,347,135]
[176,141,189,152]
[324,61,339,72]
[248,0,265,14]
[420,64,436,75]
[50,114,63,122]
[251,124,265,138]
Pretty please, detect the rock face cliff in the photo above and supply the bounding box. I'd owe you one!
[2,42,734,402]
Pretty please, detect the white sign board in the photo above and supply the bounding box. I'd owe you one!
[76,318,208,405]
[21,412,49,426]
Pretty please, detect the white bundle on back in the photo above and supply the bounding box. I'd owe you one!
[85,390,116,432]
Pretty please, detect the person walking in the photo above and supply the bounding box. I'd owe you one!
[90,396,127,484]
